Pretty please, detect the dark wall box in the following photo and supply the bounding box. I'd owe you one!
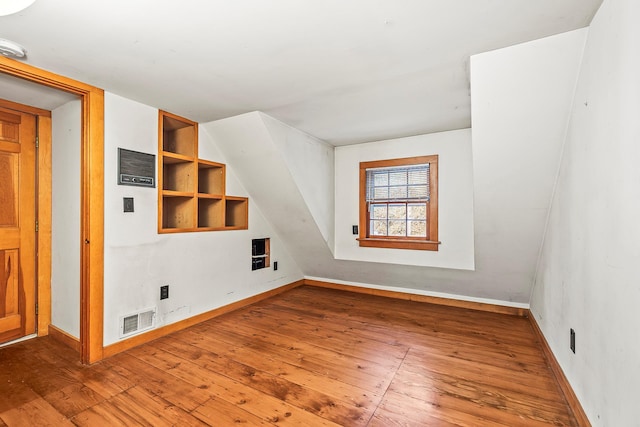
[118,148,156,187]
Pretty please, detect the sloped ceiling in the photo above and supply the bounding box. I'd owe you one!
[0,0,601,145]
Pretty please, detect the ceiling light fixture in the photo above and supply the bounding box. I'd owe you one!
[0,0,36,16]
[0,38,27,58]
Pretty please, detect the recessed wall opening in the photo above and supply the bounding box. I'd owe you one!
[251,238,270,271]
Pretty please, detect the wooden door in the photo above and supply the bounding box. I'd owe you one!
[0,107,36,344]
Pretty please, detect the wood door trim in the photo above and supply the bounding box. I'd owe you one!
[0,57,105,364]
[37,115,52,337]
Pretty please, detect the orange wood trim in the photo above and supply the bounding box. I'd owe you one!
[304,279,528,317]
[358,164,367,241]
[157,110,165,233]
[357,238,440,251]
[83,88,105,364]
[0,57,103,96]
[0,98,51,117]
[48,324,80,353]
[161,152,194,163]
[161,190,195,198]
[159,109,199,127]
[37,115,52,336]
[360,154,439,170]
[528,313,591,427]
[0,57,107,365]
[265,237,270,267]
[358,155,439,250]
[103,279,305,358]
[428,155,438,242]
[193,122,199,228]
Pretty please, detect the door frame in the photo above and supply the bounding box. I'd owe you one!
[0,57,104,364]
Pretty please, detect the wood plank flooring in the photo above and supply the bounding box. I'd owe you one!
[0,285,577,426]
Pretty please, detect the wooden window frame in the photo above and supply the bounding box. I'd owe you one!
[358,155,439,251]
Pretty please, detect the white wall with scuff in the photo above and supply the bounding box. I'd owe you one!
[102,93,303,346]
[50,99,81,338]
[530,0,640,424]
[334,129,475,270]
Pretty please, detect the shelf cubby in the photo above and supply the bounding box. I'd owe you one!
[162,160,194,192]
[198,160,225,195]
[162,196,195,230]
[225,197,249,228]
[162,115,196,157]
[198,197,224,228]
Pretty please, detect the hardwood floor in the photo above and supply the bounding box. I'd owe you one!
[0,285,577,426]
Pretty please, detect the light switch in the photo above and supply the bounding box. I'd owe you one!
[123,197,134,213]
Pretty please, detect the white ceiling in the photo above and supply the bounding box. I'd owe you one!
[0,0,602,145]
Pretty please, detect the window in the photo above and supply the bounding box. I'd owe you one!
[358,155,439,251]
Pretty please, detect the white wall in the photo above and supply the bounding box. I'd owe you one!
[467,28,587,303]
[103,93,303,346]
[202,113,337,278]
[334,129,475,270]
[530,0,640,424]
[261,113,335,253]
[51,99,81,337]
[202,114,492,304]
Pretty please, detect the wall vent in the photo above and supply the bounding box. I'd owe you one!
[119,307,156,338]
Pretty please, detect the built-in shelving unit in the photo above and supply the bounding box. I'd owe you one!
[158,110,248,233]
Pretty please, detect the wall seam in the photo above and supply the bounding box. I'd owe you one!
[528,29,590,309]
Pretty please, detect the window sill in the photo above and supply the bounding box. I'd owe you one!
[357,238,440,251]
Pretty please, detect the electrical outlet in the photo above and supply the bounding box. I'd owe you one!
[570,328,575,353]
[273,261,278,271]
[160,285,169,300]
[352,225,358,235]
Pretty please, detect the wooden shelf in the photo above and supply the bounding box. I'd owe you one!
[158,110,249,233]
[162,114,196,157]
[162,160,194,192]
[162,152,193,163]
[198,197,224,228]
[162,196,195,230]
[225,197,248,229]
[198,160,225,196]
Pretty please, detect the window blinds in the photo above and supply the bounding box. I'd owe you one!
[365,164,430,202]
